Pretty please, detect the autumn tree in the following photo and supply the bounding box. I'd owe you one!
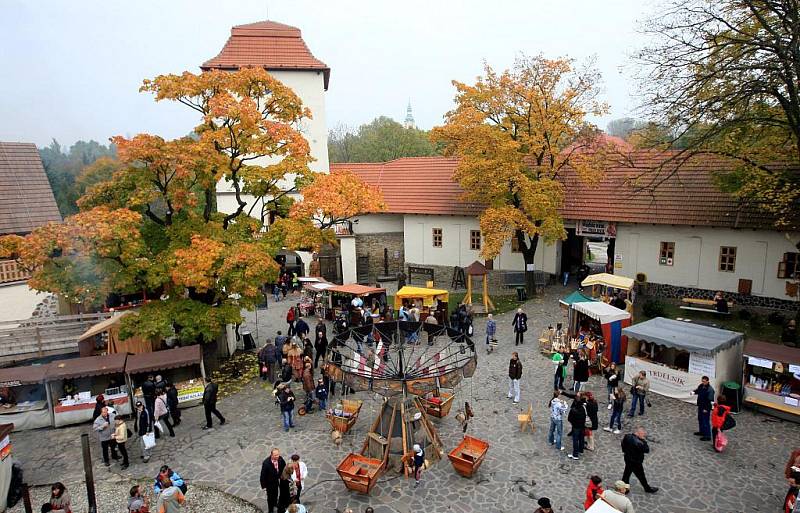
[290,169,386,229]
[432,55,610,294]
[329,116,441,163]
[634,0,800,226]
[0,68,322,343]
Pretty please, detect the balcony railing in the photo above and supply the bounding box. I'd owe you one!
[0,260,30,284]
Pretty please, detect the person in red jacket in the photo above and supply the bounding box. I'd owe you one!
[584,475,603,510]
[710,396,732,451]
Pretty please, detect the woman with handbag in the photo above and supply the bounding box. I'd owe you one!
[278,462,297,513]
[154,390,175,438]
[584,392,599,451]
[135,401,155,463]
[711,396,733,452]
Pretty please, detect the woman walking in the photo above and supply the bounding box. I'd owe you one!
[567,393,587,460]
[584,391,599,451]
[710,396,732,452]
[604,387,626,434]
[603,362,620,409]
[547,390,568,451]
[154,389,175,438]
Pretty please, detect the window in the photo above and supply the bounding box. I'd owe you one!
[778,252,800,279]
[470,230,481,251]
[659,242,675,266]
[511,237,521,253]
[719,246,736,272]
[432,228,442,248]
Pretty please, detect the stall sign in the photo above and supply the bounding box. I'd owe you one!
[688,353,716,378]
[614,254,623,270]
[747,356,775,369]
[789,364,800,374]
[624,357,697,402]
[786,397,800,407]
[576,220,616,239]
[177,385,204,403]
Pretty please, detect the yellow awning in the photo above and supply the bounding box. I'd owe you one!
[580,273,634,291]
[394,286,449,309]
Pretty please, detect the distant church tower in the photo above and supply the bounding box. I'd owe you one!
[404,100,416,129]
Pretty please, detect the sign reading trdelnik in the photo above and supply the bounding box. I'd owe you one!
[624,356,698,403]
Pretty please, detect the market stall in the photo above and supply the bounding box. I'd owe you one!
[300,279,335,318]
[622,317,743,403]
[77,311,153,357]
[0,424,13,513]
[394,286,450,324]
[329,284,387,324]
[127,345,206,407]
[742,339,800,420]
[569,301,631,364]
[0,365,52,431]
[46,353,131,427]
[581,273,635,311]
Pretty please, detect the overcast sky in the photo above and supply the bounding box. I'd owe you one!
[0,0,657,148]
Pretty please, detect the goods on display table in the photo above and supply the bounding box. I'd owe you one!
[568,301,631,365]
[328,284,387,325]
[581,273,635,311]
[741,339,800,420]
[77,311,153,357]
[45,353,131,427]
[394,286,449,325]
[0,365,51,431]
[127,345,206,406]
[622,317,743,403]
[300,278,336,318]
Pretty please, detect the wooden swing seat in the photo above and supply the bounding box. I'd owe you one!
[336,453,384,494]
[420,392,455,418]
[448,435,489,477]
[326,399,363,433]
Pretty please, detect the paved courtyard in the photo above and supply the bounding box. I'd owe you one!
[10,286,799,513]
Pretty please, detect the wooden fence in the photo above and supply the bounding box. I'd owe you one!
[0,312,111,363]
[0,260,30,284]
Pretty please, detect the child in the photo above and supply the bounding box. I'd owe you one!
[314,378,328,411]
[128,485,149,513]
[584,475,603,510]
[412,444,425,487]
[112,416,129,469]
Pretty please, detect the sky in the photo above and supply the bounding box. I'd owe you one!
[0,0,658,148]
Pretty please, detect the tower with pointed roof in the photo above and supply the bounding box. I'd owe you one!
[404,100,416,129]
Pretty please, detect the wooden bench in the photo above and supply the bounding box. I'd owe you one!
[744,396,799,415]
[679,306,731,315]
[682,297,734,308]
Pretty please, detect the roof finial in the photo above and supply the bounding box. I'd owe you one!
[404,99,415,129]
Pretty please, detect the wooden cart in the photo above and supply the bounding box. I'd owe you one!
[448,435,489,478]
[336,453,384,494]
[419,391,455,418]
[326,399,363,433]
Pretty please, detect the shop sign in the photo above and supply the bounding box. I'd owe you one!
[789,364,800,374]
[688,352,716,378]
[624,357,697,402]
[177,385,204,403]
[747,356,774,369]
[614,254,623,270]
[576,220,617,238]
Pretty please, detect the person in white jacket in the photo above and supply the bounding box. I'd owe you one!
[289,454,308,501]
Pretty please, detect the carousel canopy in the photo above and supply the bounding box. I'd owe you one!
[581,273,634,291]
[572,301,630,323]
[394,286,449,309]
[622,317,743,354]
[559,290,596,307]
[328,284,385,297]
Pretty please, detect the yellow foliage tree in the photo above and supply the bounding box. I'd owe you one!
[431,55,611,292]
[291,169,386,229]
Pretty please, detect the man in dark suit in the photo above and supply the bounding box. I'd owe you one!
[202,377,225,430]
[260,448,286,513]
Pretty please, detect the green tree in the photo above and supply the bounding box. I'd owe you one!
[328,116,441,163]
[635,0,800,226]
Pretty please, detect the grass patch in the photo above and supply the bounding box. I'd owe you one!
[634,300,782,343]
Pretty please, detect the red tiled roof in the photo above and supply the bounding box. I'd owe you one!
[201,21,330,90]
[0,142,61,235]
[338,153,790,230]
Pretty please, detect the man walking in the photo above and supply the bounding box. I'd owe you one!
[166,382,181,426]
[621,427,659,493]
[278,384,296,432]
[314,325,328,369]
[295,315,310,340]
[202,377,226,430]
[141,374,157,420]
[512,308,527,346]
[507,352,522,404]
[601,481,635,513]
[628,370,649,417]
[691,375,715,441]
[93,406,117,466]
[260,448,286,513]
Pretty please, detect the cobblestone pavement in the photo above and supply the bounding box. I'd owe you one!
[11,287,800,513]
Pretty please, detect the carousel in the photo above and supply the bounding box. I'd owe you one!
[325,320,486,494]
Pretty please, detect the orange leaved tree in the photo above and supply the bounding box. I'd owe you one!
[431,55,612,294]
[290,169,386,229]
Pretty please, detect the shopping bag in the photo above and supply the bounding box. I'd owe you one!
[714,431,728,452]
[154,420,165,434]
[143,432,156,450]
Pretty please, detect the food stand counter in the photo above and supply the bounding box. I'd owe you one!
[394,286,449,324]
[0,365,52,431]
[622,317,743,403]
[46,353,131,427]
[742,339,800,420]
[328,284,387,324]
[127,345,206,407]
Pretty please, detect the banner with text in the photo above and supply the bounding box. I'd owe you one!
[624,357,703,403]
[575,220,617,239]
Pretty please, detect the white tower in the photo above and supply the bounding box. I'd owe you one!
[404,100,416,129]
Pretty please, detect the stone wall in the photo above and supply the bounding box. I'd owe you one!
[405,262,555,295]
[354,233,405,283]
[643,281,800,312]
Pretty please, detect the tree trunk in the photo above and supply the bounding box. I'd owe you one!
[516,231,540,297]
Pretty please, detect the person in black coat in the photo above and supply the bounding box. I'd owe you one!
[134,401,154,462]
[567,394,587,460]
[585,392,599,451]
[512,308,528,346]
[202,377,225,430]
[621,427,659,493]
[260,448,286,513]
[295,317,310,339]
[165,382,181,426]
[141,374,156,420]
[314,330,328,369]
[573,352,590,392]
[280,359,293,384]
